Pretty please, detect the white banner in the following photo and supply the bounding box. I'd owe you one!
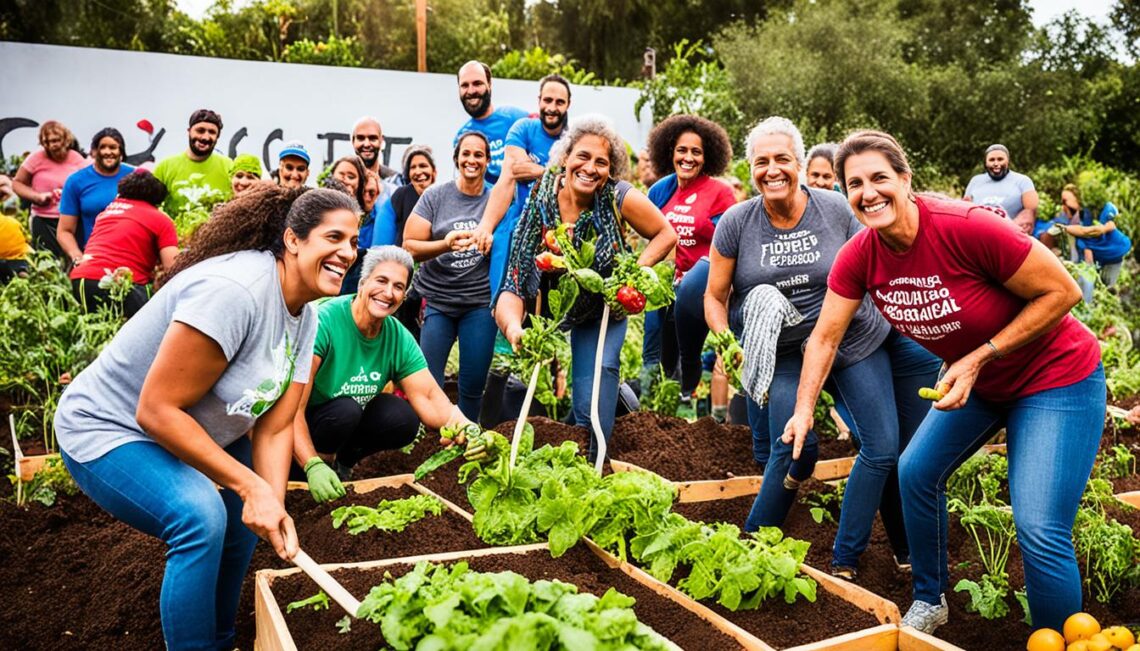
[0,42,650,181]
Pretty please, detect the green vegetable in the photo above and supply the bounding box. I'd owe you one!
[285,591,330,614]
[354,560,681,650]
[917,387,943,401]
[709,330,743,391]
[330,494,443,535]
[413,445,464,481]
[1072,506,1140,603]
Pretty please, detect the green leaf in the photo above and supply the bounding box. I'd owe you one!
[571,268,605,293]
[414,446,464,480]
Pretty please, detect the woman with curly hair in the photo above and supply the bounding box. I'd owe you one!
[54,183,360,650]
[12,120,86,260]
[641,114,736,402]
[495,115,677,459]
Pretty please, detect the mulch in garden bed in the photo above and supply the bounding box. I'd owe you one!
[677,478,1140,650]
[267,545,746,651]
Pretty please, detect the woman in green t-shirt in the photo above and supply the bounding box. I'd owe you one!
[291,245,483,500]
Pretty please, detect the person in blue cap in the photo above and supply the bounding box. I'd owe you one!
[277,141,311,189]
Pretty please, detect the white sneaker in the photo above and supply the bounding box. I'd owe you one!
[901,594,949,634]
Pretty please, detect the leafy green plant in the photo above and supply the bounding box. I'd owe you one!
[330,494,443,535]
[491,46,599,85]
[801,480,844,525]
[1072,507,1140,603]
[640,366,679,417]
[285,591,329,614]
[9,456,79,507]
[634,40,745,145]
[1081,477,1134,517]
[282,35,363,67]
[354,561,680,650]
[946,452,1008,506]
[169,177,226,243]
[1093,444,1137,480]
[949,498,1017,619]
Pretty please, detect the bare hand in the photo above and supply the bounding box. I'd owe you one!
[1126,406,1140,426]
[1014,215,1034,235]
[445,229,476,252]
[932,356,982,411]
[34,191,52,206]
[471,224,494,255]
[781,409,814,461]
[241,478,299,561]
[505,324,525,352]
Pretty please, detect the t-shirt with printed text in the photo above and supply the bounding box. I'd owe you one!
[59,163,136,248]
[153,151,233,216]
[454,106,530,184]
[661,174,736,278]
[55,250,317,463]
[69,198,178,285]
[829,195,1101,401]
[712,186,889,358]
[410,181,492,314]
[309,295,428,408]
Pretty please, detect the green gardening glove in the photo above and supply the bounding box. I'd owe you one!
[304,457,346,503]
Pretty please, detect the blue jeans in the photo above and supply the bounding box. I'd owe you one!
[830,331,940,567]
[570,314,628,461]
[642,259,710,395]
[898,363,1105,631]
[61,438,257,651]
[421,304,497,421]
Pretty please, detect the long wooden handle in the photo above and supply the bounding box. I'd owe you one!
[509,361,545,470]
[589,304,610,475]
[291,549,362,617]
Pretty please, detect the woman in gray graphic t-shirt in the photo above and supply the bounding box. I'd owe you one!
[403,131,496,422]
[53,186,360,651]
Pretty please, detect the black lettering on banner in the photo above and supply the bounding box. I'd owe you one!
[262,128,284,171]
[0,117,39,167]
[383,136,413,167]
[317,132,350,169]
[123,128,165,166]
[227,127,248,159]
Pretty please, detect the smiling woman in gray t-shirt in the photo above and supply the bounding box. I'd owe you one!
[403,131,497,422]
[52,185,359,651]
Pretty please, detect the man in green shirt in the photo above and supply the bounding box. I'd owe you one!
[291,246,488,493]
[153,109,233,215]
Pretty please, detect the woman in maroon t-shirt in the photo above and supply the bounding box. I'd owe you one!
[783,130,1104,635]
[641,115,736,399]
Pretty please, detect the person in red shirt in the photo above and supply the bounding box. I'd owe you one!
[783,130,1103,635]
[642,115,736,400]
[70,170,180,317]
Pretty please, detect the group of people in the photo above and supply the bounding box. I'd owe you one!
[14,56,1121,649]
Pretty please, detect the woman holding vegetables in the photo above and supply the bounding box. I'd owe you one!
[495,115,677,460]
[289,245,488,497]
[704,117,940,579]
[783,130,1103,633]
[53,184,358,650]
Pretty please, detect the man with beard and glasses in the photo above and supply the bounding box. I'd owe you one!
[454,60,529,185]
[58,127,136,263]
[153,109,233,216]
[963,143,1038,234]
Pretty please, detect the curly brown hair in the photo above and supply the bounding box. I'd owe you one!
[160,185,358,287]
[647,114,733,181]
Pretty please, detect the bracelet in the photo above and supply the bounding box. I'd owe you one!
[985,340,1003,359]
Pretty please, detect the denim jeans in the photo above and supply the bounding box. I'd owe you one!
[421,304,497,421]
[898,363,1105,631]
[642,259,710,395]
[570,314,628,461]
[61,438,257,651]
[744,331,940,543]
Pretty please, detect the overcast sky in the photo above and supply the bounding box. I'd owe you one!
[175,0,1115,27]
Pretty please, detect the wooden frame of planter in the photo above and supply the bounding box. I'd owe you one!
[253,542,769,651]
[9,414,60,482]
[1118,490,1140,508]
[610,444,1010,503]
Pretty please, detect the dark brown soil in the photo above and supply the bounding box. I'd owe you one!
[269,546,745,650]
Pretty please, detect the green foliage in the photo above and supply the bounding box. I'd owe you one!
[1072,507,1140,603]
[949,498,1017,619]
[635,40,745,146]
[354,560,680,650]
[285,590,329,614]
[169,176,227,243]
[619,313,644,383]
[283,35,363,67]
[946,452,1008,506]
[1093,444,1137,481]
[0,252,124,450]
[330,494,443,535]
[10,456,79,507]
[491,46,599,85]
[640,366,679,417]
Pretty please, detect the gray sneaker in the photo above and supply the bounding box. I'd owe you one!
[901,594,949,634]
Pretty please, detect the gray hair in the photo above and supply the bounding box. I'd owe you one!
[807,142,838,167]
[548,114,630,181]
[359,245,414,290]
[745,116,806,166]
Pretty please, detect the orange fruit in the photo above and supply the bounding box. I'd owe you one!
[1026,628,1066,651]
[1084,633,1111,651]
[1064,613,1101,644]
[1066,642,1089,651]
[1103,627,1136,648]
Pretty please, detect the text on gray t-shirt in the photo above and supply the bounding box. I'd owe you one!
[410,181,492,314]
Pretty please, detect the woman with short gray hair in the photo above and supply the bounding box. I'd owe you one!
[290,245,486,492]
[704,116,940,580]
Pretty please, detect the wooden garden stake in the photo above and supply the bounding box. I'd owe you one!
[509,360,546,470]
[589,303,610,475]
[291,549,362,617]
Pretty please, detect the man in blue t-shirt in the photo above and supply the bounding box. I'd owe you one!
[454,60,529,185]
[963,143,1039,235]
[473,73,572,296]
[58,127,135,260]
